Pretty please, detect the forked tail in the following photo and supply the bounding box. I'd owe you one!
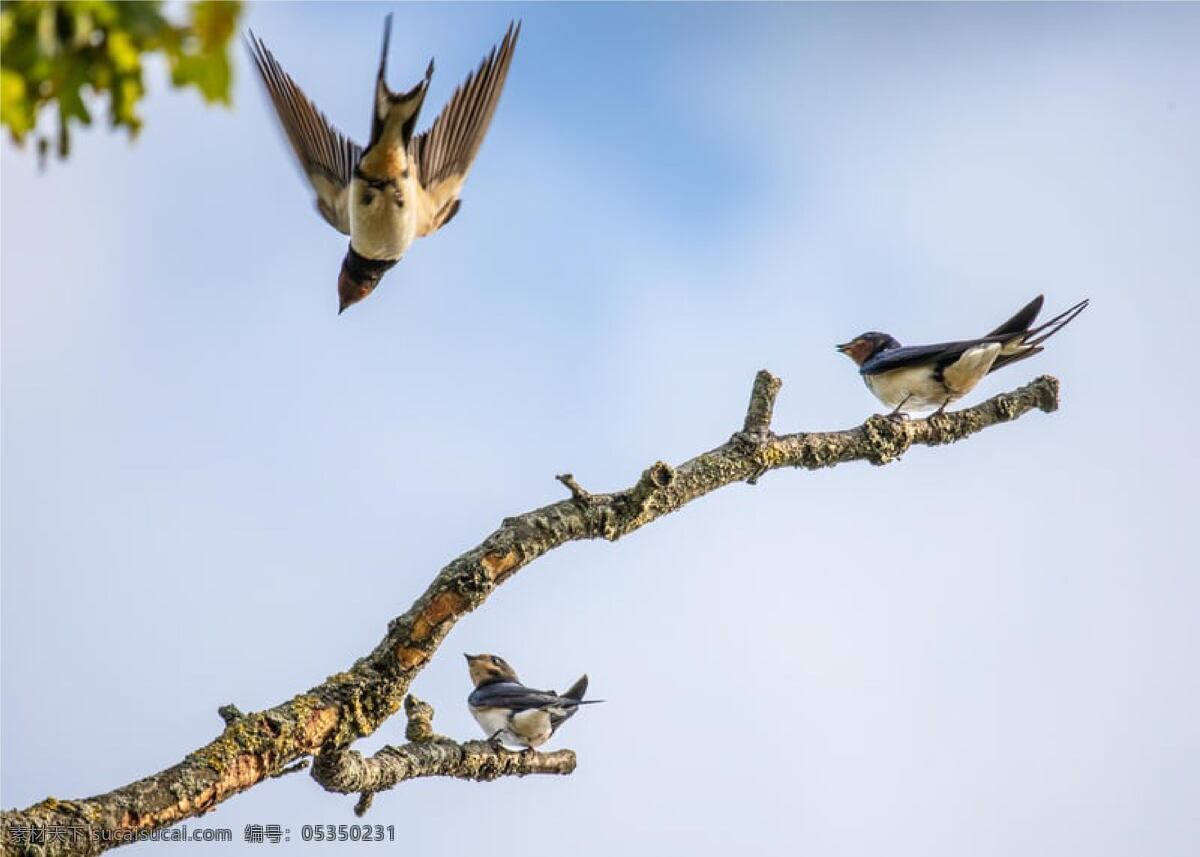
[990,298,1089,373]
[559,674,604,705]
[369,14,434,148]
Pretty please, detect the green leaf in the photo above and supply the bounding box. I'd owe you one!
[1,67,34,140]
[171,50,230,104]
[0,0,243,162]
[106,29,140,73]
[190,1,239,49]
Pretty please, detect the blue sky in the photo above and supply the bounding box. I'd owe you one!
[3,3,1198,855]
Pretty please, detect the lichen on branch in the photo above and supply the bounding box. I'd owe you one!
[310,696,576,817]
[1,372,1061,857]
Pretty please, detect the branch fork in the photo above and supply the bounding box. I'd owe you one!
[3,370,1063,856]
[734,369,783,483]
[310,696,576,817]
[555,473,595,505]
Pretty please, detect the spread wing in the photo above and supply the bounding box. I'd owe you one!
[246,32,362,234]
[409,22,520,236]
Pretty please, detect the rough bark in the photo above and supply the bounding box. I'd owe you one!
[310,696,575,817]
[1,372,1061,856]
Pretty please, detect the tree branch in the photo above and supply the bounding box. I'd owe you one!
[742,368,783,438]
[1,372,1060,856]
[310,696,575,817]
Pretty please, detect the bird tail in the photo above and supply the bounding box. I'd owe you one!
[989,297,1089,373]
[1021,298,1090,347]
[986,294,1044,338]
[370,13,434,148]
[561,675,588,701]
[556,672,604,705]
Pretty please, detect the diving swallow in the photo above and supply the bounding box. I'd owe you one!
[837,295,1088,416]
[247,16,520,313]
[465,653,601,749]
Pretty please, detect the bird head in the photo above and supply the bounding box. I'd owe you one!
[836,332,899,366]
[337,248,394,314]
[464,653,519,687]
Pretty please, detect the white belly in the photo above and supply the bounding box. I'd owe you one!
[864,365,950,412]
[864,343,1001,413]
[469,706,552,749]
[348,176,418,260]
[471,706,512,740]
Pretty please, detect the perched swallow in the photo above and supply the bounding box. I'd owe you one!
[837,295,1088,416]
[247,17,520,313]
[464,653,601,749]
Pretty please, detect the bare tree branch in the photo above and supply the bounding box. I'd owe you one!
[742,368,784,438]
[1,372,1060,856]
[310,696,575,817]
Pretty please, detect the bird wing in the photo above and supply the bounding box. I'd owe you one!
[864,298,1087,378]
[468,682,576,712]
[860,340,982,376]
[246,32,362,235]
[409,22,520,237]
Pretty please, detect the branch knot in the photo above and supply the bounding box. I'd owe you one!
[612,461,676,528]
[862,414,914,465]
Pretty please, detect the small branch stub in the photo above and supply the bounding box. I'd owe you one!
[353,792,375,818]
[404,695,438,743]
[555,473,593,504]
[738,370,783,483]
[311,694,576,813]
[2,371,1064,854]
[742,369,783,438]
[217,704,245,725]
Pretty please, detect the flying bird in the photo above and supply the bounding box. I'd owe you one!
[247,16,520,313]
[464,653,601,749]
[837,295,1088,417]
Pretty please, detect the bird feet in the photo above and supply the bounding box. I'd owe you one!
[886,394,913,421]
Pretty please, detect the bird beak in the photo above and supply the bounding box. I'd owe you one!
[463,653,476,661]
[836,342,852,353]
[337,264,380,314]
[338,270,361,314]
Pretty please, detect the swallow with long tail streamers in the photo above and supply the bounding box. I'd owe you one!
[837,295,1088,417]
[465,654,601,749]
[247,16,520,313]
